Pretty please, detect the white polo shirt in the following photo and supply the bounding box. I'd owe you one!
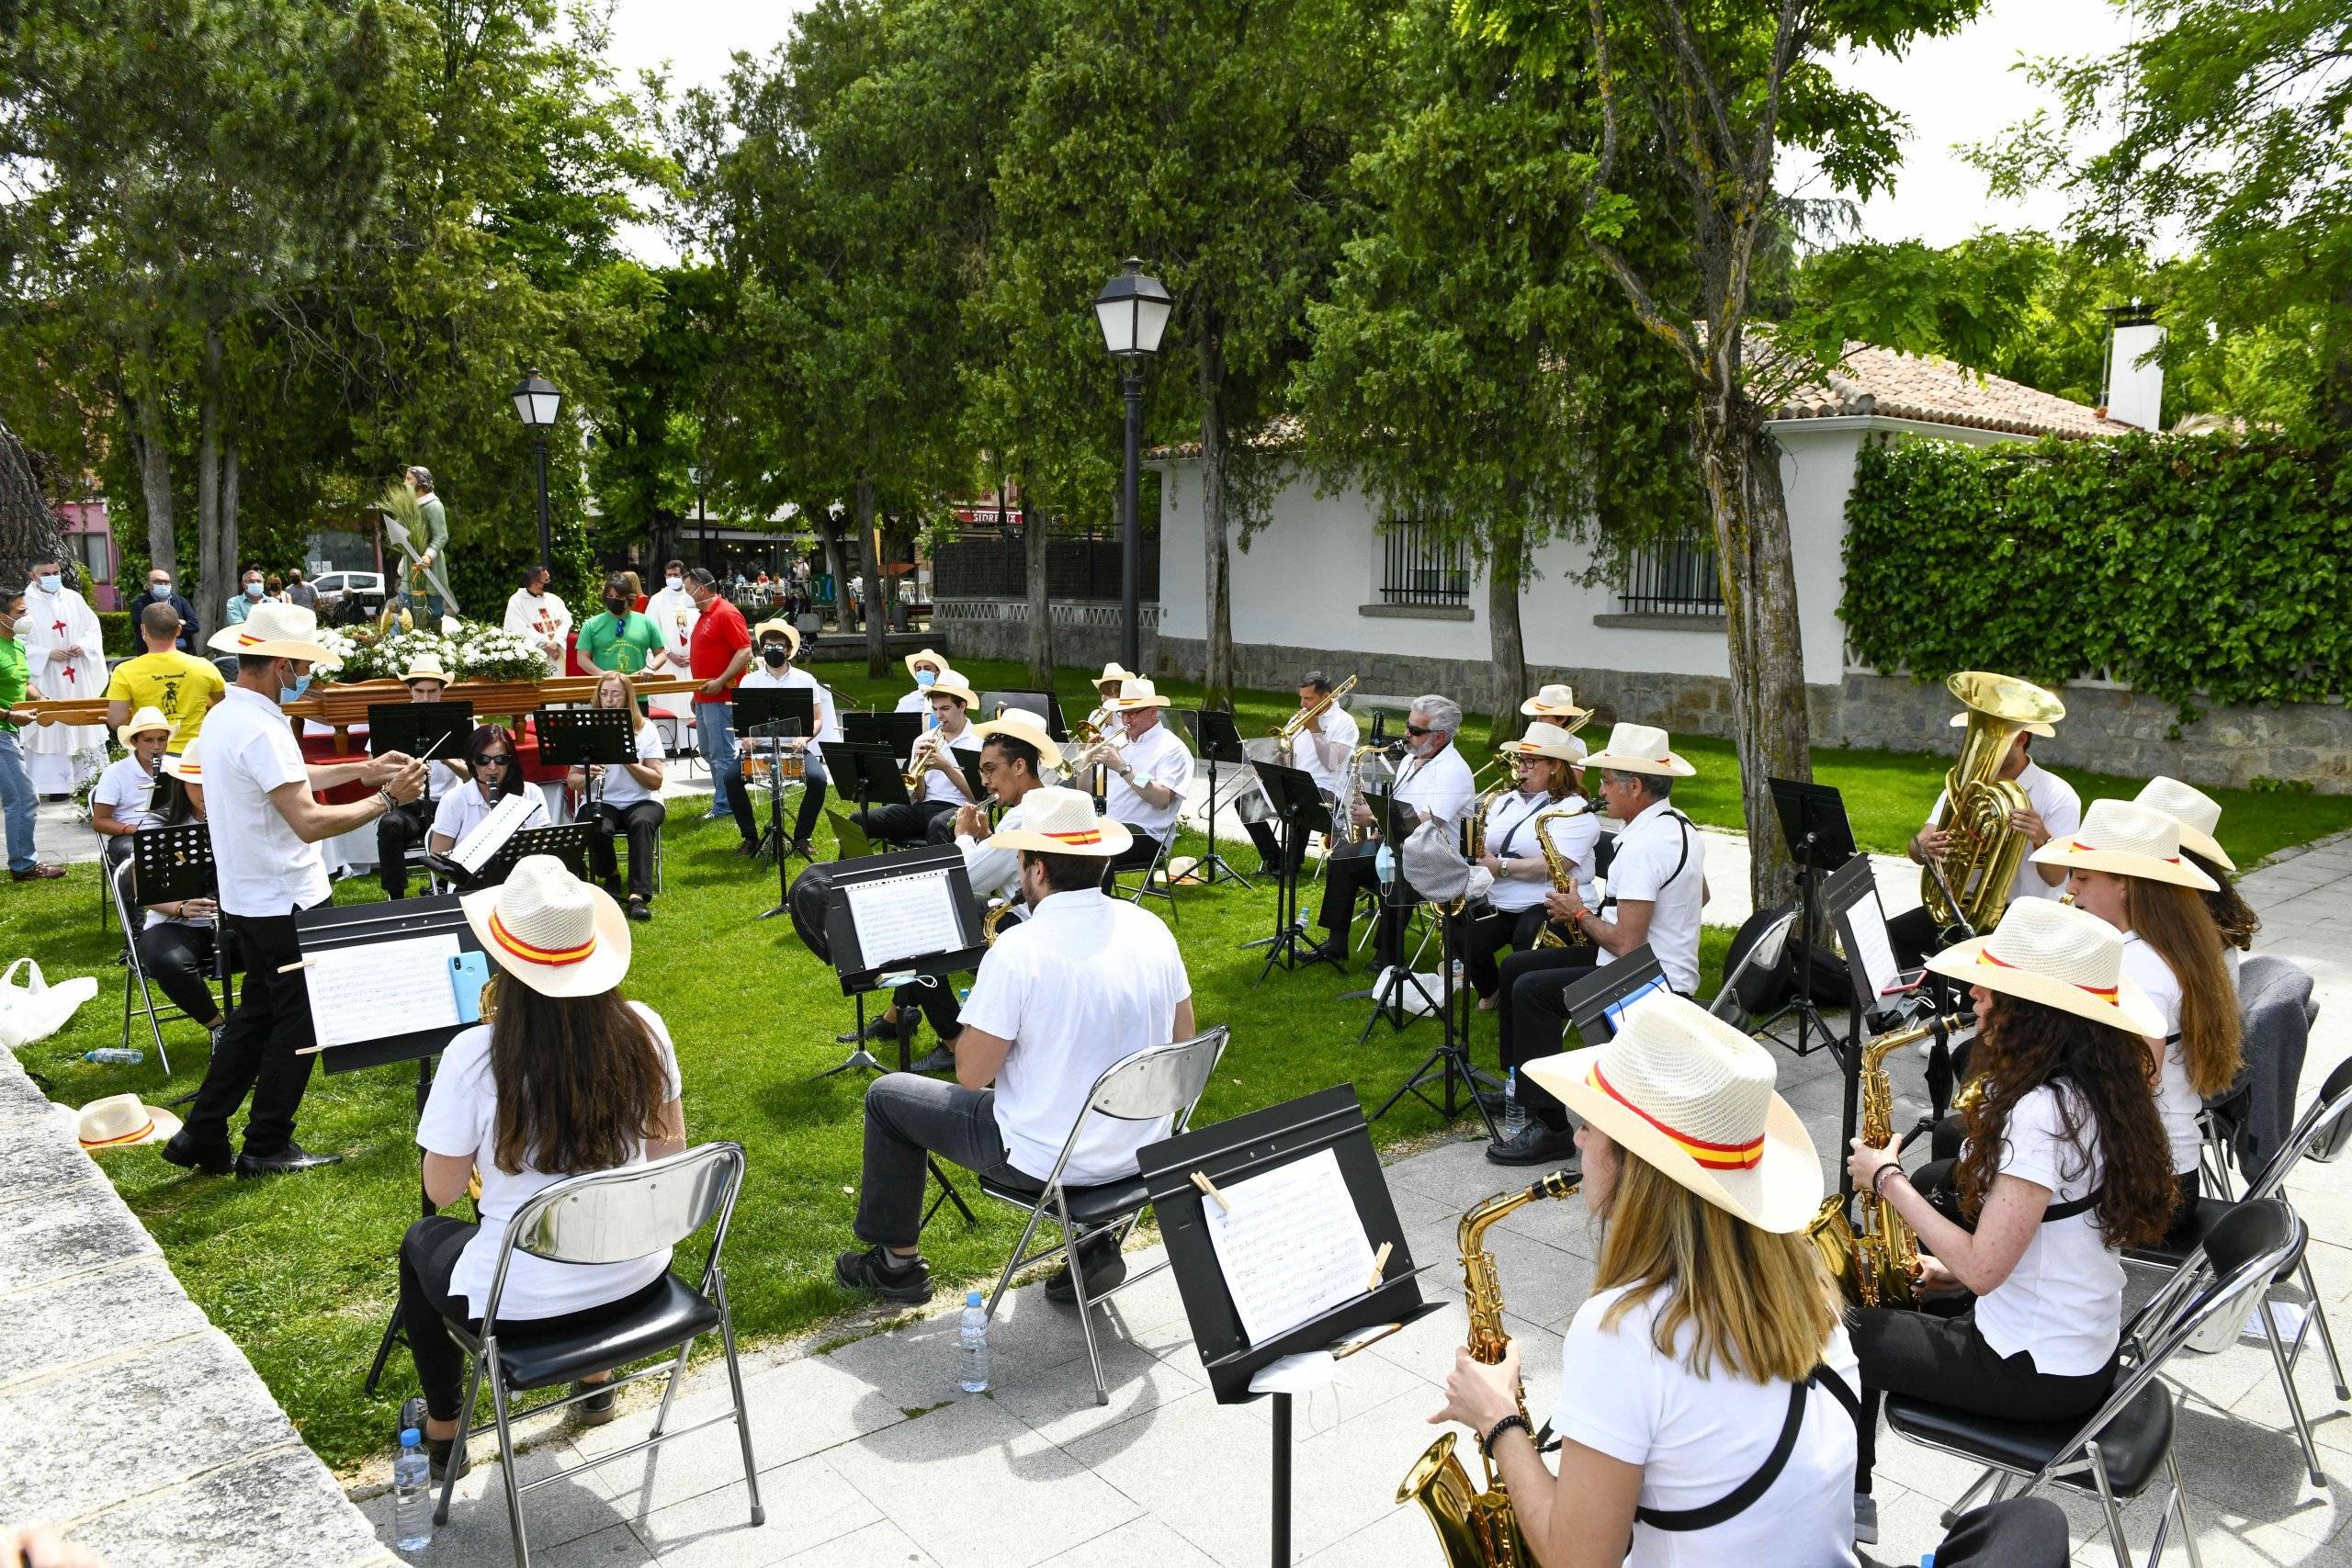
[92,756,164,833]
[432,782,548,847]
[1392,743,1476,832]
[1923,758,2081,908]
[957,796,1030,904]
[1102,716,1196,841]
[958,886,1193,1185]
[1292,705,1360,801]
[1602,795,1706,994]
[1486,792,1600,912]
[916,725,982,805]
[204,684,330,917]
[591,721,669,809]
[1970,1082,2122,1376]
[895,687,933,714]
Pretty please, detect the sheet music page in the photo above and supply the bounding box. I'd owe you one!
[844,866,965,970]
[1204,1146,1377,1347]
[451,794,534,874]
[1846,891,1904,1000]
[307,933,462,1049]
[1602,976,1672,1032]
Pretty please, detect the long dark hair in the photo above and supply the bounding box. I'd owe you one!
[2185,847,2260,951]
[153,773,201,828]
[485,976,671,1177]
[470,723,525,802]
[2125,875,2243,1097]
[1957,992,2176,1249]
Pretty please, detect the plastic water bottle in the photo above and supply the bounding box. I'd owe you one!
[83,1048,143,1065]
[391,1427,434,1552]
[1502,1069,1527,1142]
[957,1291,990,1393]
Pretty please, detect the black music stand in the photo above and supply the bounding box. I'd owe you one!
[1243,761,1334,981]
[1182,707,1254,888]
[1756,777,1858,1060]
[1369,897,1495,1136]
[820,740,910,858]
[1343,789,1436,1040]
[980,690,1068,739]
[818,845,988,1229]
[746,718,806,915]
[734,686,816,748]
[368,700,475,765]
[128,823,225,1091]
[842,710,922,760]
[1137,1087,1444,1567]
[291,895,486,1395]
[1561,945,1671,1041]
[535,706,635,813]
[1822,852,1955,1201]
[428,820,594,890]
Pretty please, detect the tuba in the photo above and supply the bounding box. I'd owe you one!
[1398,1169,1579,1568]
[1919,671,2066,938]
[1806,1012,1969,1309]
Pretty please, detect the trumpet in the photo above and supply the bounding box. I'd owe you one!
[904,729,940,793]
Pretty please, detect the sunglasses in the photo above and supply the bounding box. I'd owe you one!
[471,752,512,767]
[1406,724,1434,738]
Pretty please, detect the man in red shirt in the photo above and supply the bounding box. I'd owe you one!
[684,568,754,839]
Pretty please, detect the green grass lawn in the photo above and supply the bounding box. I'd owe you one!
[6,659,2345,1472]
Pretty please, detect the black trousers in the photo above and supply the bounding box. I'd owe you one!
[378,798,435,898]
[1317,848,1418,969]
[1242,816,1310,877]
[1497,948,1600,1129]
[183,903,323,1156]
[1935,1498,2070,1568]
[851,798,956,847]
[136,920,225,1026]
[892,976,964,1040]
[397,1215,671,1422]
[1463,905,1566,999]
[587,799,666,899]
[1850,1304,2118,1494]
[734,762,828,847]
[1097,824,1165,891]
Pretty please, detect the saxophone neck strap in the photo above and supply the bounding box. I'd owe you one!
[1633,1364,1859,1534]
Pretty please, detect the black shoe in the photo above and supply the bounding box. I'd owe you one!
[908,1045,956,1075]
[1306,937,1350,968]
[625,897,651,922]
[734,838,762,858]
[1486,1124,1579,1167]
[835,1015,905,1045]
[576,1382,617,1426]
[1046,1237,1127,1304]
[835,1246,934,1303]
[159,1131,234,1176]
[235,1142,345,1178]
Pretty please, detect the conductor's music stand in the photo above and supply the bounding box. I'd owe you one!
[1242,761,1334,981]
[368,700,475,766]
[819,740,910,857]
[429,820,595,890]
[534,706,635,812]
[1758,777,1858,1060]
[1182,708,1254,888]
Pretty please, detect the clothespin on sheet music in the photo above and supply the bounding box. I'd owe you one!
[1190,1169,1230,1214]
[1364,1241,1393,1294]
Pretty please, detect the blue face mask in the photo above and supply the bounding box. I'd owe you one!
[35,573,60,592]
[151,582,171,600]
[914,669,936,688]
[244,581,264,599]
[279,673,311,704]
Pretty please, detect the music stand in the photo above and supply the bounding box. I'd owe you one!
[368,700,475,766]
[1181,708,1254,888]
[1821,852,1947,1200]
[1136,1087,1444,1567]
[733,686,816,747]
[429,821,595,889]
[1561,945,1671,1041]
[818,844,989,1229]
[1344,788,1434,1039]
[842,710,922,761]
[1369,896,1496,1137]
[534,706,635,812]
[980,690,1067,740]
[819,740,910,857]
[127,823,222,1087]
[1243,761,1334,981]
[1756,777,1857,1059]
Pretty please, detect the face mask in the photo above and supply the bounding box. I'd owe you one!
[914,669,936,688]
[605,598,629,616]
[244,581,264,599]
[761,647,789,668]
[35,573,59,592]
[280,673,311,703]
[665,576,682,592]
[151,582,171,600]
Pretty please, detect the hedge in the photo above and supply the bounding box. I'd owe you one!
[98,612,134,659]
[1840,434,2352,718]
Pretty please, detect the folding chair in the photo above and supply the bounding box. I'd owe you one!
[107,855,218,1076]
[978,1026,1231,1405]
[431,1142,763,1568]
[2122,1054,2352,1484]
[1892,1198,2302,1568]
[1109,830,1178,920]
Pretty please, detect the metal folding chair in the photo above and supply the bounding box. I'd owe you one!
[1108,830,1179,920]
[431,1142,762,1568]
[978,1027,1231,1405]
[107,856,208,1075]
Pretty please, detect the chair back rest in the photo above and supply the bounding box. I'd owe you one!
[1088,1027,1230,1125]
[2133,1199,2299,1370]
[1708,908,1796,1022]
[2245,1055,2352,1198]
[509,1142,744,1267]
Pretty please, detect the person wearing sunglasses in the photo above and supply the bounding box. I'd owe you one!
[429,724,547,861]
[1309,694,1477,972]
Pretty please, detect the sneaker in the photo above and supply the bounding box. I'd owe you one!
[1046,1237,1127,1304]
[1485,1124,1578,1168]
[834,1246,934,1303]
[1853,1493,1878,1546]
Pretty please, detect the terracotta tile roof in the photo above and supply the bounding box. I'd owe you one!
[1146,415,1303,463]
[1764,342,2132,439]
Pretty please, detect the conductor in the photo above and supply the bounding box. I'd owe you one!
[160,604,428,1179]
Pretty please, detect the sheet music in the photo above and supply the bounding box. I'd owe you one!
[843,866,966,970]
[1204,1146,1377,1346]
[451,794,535,874]
[1602,976,1672,1032]
[306,932,462,1049]
[1846,890,1904,1000]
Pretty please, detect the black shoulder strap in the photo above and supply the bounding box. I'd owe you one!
[2043,1188,2102,1222]
[1633,1365,1859,1533]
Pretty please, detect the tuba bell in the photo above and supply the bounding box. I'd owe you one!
[1918,671,2066,939]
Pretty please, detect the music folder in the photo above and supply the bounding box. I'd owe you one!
[1560,945,1671,1041]
[296,896,485,1075]
[819,844,988,996]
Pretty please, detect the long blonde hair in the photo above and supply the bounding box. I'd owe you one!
[1594,1149,1839,1385]
[595,670,649,733]
[2126,875,2243,1096]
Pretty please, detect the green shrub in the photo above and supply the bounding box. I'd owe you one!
[96,611,134,659]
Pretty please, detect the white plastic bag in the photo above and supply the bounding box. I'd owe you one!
[0,958,99,1050]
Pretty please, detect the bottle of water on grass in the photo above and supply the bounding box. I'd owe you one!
[1502,1068,1526,1142]
[391,1427,434,1553]
[958,1290,990,1393]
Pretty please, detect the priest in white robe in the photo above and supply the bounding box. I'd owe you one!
[641,558,700,737]
[19,556,105,795]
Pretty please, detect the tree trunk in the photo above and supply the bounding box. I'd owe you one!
[1196,325,1234,710]
[130,385,175,583]
[221,438,240,604]
[1693,389,1813,906]
[855,469,888,677]
[194,331,225,641]
[1487,535,1531,748]
[1022,487,1054,687]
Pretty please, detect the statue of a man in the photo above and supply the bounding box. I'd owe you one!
[391,465,456,624]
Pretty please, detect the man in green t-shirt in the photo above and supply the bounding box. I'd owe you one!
[104,602,226,752]
[575,571,667,675]
[0,582,62,879]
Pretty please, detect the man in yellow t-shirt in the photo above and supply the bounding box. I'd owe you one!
[104,602,225,753]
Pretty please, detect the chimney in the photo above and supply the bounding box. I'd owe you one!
[2101,301,2166,432]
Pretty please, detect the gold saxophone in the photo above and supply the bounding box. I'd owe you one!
[1919,671,2067,937]
[1398,1168,1580,1568]
[1530,806,1591,950]
[1806,1012,1968,1309]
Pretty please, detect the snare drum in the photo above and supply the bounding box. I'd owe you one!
[779,750,806,781]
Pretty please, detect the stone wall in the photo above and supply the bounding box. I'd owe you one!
[0,1051,393,1568]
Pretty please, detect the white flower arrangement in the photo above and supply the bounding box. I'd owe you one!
[310,619,550,685]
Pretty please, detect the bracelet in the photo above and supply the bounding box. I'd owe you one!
[377,787,396,813]
[1483,1414,1532,1455]
[1871,1162,1908,1197]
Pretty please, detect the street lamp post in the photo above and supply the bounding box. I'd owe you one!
[1092,259,1171,673]
[689,465,711,571]
[510,370,561,573]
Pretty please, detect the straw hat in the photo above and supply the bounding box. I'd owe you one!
[753,618,801,657]
[1096,661,1131,688]
[1107,676,1171,711]
[1502,721,1587,766]
[903,647,948,680]
[1948,711,2056,740]
[116,705,170,748]
[1520,683,1592,726]
[922,670,978,707]
[1925,897,2164,1036]
[206,601,331,661]
[2133,776,2233,870]
[1523,993,1821,1233]
[971,707,1059,763]
[400,654,451,686]
[77,1093,181,1150]
[163,741,202,784]
[459,855,631,998]
[989,785,1133,858]
[1580,721,1696,778]
[2030,798,2219,892]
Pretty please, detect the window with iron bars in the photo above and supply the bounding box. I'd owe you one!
[1618,538,1724,615]
[1378,520,1471,607]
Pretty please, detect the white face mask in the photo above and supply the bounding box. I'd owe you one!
[35,573,59,592]
[151,582,171,599]
[243,581,264,599]
[665,576,682,592]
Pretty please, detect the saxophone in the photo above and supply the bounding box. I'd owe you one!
[1398,1169,1580,1568]
[1530,806,1591,950]
[1919,671,2067,937]
[1805,1013,1967,1309]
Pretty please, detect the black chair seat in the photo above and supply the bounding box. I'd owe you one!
[450,1275,719,1393]
[2128,1198,2310,1285]
[1884,1381,2175,1496]
[978,1170,1150,1227]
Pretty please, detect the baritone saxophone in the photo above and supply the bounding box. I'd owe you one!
[1397,1168,1580,1568]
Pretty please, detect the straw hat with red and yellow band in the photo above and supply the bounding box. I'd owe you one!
[986,785,1133,859]
[459,854,632,998]
[1923,896,2163,1038]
